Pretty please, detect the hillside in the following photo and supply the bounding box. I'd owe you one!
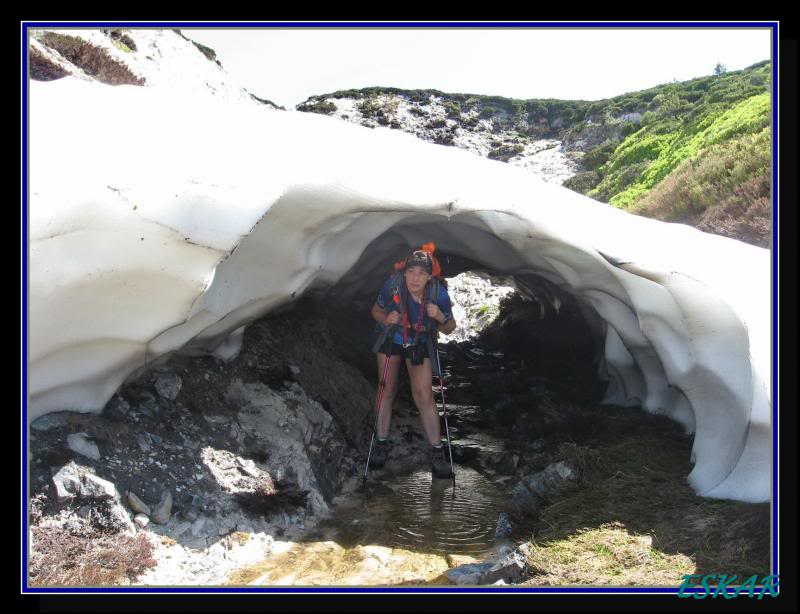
[297,61,772,247]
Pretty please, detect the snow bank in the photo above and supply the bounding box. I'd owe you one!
[29,78,771,502]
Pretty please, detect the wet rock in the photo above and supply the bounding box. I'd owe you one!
[31,413,68,432]
[134,513,150,529]
[447,545,530,585]
[510,461,575,519]
[66,432,101,460]
[447,562,492,584]
[496,452,516,475]
[483,548,528,584]
[139,391,159,415]
[51,462,82,503]
[80,473,117,500]
[155,373,182,401]
[526,438,545,452]
[127,491,151,515]
[151,490,173,524]
[494,512,513,539]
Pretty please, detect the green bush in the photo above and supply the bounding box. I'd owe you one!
[562,171,601,195]
[298,100,337,115]
[488,142,525,161]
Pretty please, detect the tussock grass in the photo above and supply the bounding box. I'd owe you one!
[518,407,770,586]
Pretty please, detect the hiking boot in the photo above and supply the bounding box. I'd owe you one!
[369,438,389,469]
[431,445,453,478]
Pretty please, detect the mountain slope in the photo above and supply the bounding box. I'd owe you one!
[297,61,772,246]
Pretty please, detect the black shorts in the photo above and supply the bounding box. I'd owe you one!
[380,341,431,364]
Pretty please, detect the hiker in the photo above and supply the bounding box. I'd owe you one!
[368,244,457,478]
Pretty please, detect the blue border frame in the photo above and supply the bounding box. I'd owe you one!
[21,20,779,596]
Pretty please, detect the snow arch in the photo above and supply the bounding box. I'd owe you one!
[29,78,771,502]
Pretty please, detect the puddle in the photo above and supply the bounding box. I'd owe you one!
[316,464,508,556]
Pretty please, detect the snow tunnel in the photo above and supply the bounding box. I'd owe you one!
[28,78,771,504]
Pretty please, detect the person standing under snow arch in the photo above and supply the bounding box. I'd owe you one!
[369,243,457,478]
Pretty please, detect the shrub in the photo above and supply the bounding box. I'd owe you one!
[38,32,144,86]
[619,121,639,138]
[562,171,601,194]
[630,128,771,247]
[583,143,616,171]
[30,46,69,81]
[298,99,337,115]
[487,143,525,161]
[444,100,461,118]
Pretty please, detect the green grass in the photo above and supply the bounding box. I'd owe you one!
[597,93,771,208]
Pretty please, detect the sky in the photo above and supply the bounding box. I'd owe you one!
[187,26,772,109]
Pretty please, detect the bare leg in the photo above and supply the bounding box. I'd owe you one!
[406,357,441,446]
[375,352,403,438]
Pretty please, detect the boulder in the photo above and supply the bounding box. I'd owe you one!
[155,373,182,401]
[126,491,151,515]
[51,462,82,503]
[150,490,173,524]
[80,473,117,500]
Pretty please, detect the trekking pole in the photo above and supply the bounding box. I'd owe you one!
[432,336,456,486]
[363,325,396,484]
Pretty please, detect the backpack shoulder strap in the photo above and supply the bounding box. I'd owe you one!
[388,271,406,316]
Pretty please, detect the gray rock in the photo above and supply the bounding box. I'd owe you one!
[150,490,173,524]
[494,512,513,539]
[80,473,117,500]
[172,521,192,537]
[190,516,206,536]
[127,491,151,515]
[67,432,101,460]
[110,396,130,416]
[447,546,530,585]
[447,562,493,585]
[135,432,151,452]
[134,514,150,529]
[51,462,82,503]
[139,391,158,416]
[155,374,182,401]
[481,548,528,584]
[31,413,68,432]
[510,461,575,519]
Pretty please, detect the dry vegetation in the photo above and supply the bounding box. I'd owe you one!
[516,408,771,586]
[29,46,69,81]
[36,32,144,86]
[30,525,155,587]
